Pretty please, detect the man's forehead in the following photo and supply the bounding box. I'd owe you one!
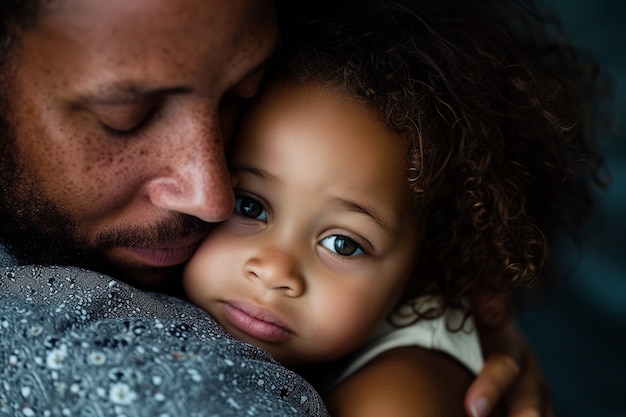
[34,0,277,55]
[21,0,278,92]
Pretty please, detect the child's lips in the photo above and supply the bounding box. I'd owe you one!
[221,301,292,343]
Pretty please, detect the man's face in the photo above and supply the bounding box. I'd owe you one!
[0,0,278,289]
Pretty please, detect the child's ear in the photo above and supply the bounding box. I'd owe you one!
[469,271,512,330]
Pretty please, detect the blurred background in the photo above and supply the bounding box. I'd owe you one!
[517,1,626,416]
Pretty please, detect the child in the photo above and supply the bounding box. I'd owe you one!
[185,78,483,415]
[184,0,604,415]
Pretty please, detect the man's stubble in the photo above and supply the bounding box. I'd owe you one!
[0,91,212,285]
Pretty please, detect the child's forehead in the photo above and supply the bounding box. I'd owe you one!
[236,80,406,168]
[232,79,415,211]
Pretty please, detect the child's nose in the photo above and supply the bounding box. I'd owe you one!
[244,249,305,297]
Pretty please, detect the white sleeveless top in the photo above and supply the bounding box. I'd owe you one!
[327,297,484,390]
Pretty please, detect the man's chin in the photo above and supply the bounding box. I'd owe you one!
[108,262,185,296]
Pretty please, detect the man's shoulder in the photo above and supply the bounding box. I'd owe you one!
[0,244,18,267]
[0,265,329,416]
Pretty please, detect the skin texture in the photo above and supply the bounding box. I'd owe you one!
[184,80,421,367]
[1,0,278,289]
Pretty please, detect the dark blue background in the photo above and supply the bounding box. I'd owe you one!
[517,1,626,416]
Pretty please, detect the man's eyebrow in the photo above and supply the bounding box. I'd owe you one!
[79,43,279,106]
[78,84,190,105]
[246,46,280,80]
[334,198,397,237]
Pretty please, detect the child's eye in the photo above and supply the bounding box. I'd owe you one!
[320,235,364,257]
[234,196,268,221]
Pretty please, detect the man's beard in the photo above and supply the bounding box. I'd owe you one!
[0,105,212,281]
[0,104,85,266]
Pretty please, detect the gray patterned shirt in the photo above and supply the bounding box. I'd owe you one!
[0,264,328,416]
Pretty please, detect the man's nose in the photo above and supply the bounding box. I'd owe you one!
[146,109,235,223]
[244,248,305,298]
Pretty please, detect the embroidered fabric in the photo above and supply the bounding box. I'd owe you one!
[0,265,328,416]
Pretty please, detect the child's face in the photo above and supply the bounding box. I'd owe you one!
[184,81,421,366]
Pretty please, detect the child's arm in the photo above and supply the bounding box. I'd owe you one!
[324,347,473,417]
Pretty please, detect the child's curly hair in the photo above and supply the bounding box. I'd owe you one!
[276,0,607,318]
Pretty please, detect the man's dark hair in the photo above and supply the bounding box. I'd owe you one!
[0,0,66,266]
[0,0,43,71]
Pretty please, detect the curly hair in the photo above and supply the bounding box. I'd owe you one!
[276,0,607,319]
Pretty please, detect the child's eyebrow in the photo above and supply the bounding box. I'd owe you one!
[232,162,397,236]
[333,198,396,237]
[231,163,280,183]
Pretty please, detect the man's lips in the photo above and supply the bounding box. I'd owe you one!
[221,302,292,343]
[124,239,202,267]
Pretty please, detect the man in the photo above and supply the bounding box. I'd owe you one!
[0,1,549,415]
[0,0,276,292]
